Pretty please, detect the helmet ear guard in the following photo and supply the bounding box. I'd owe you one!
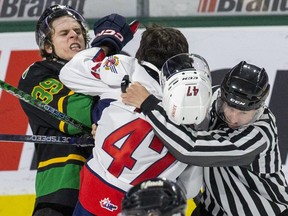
[161,53,212,125]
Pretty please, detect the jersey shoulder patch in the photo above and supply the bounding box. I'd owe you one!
[99,55,137,87]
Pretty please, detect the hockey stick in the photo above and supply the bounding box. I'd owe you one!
[0,80,91,134]
[0,134,94,147]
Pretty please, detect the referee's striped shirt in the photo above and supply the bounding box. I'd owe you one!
[140,95,288,216]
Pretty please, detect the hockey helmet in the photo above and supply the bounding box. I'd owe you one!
[161,53,212,125]
[120,178,187,216]
[35,4,89,50]
[220,61,270,111]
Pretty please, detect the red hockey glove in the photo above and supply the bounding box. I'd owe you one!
[91,13,139,54]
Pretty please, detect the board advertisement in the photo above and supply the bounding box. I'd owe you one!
[1,26,288,214]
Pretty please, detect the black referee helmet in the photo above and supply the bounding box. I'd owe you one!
[220,61,270,111]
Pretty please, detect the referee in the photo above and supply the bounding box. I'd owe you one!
[121,61,288,215]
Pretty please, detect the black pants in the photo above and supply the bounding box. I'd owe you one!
[278,208,288,216]
[189,204,201,216]
[198,204,213,216]
[197,203,288,216]
[33,204,74,216]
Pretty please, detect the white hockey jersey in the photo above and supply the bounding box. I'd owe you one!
[60,48,202,214]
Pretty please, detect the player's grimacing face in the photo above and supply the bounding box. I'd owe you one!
[46,16,85,61]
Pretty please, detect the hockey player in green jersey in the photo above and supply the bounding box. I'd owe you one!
[18,4,137,216]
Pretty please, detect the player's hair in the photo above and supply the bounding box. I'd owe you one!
[135,24,189,69]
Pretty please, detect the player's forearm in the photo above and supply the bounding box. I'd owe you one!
[141,97,267,166]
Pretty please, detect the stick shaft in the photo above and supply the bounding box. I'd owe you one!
[0,134,94,146]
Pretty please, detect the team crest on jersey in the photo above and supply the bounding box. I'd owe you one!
[103,56,119,73]
[100,197,118,212]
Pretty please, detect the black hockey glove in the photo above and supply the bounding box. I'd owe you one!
[91,14,139,54]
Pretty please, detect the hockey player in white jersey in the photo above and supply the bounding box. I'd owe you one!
[60,25,211,216]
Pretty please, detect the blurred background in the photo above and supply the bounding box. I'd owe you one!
[1,0,288,215]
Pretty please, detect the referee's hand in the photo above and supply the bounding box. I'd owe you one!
[121,82,150,108]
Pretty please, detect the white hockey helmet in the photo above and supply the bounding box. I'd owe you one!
[161,53,212,125]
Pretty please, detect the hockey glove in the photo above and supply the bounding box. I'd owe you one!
[91,13,139,53]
